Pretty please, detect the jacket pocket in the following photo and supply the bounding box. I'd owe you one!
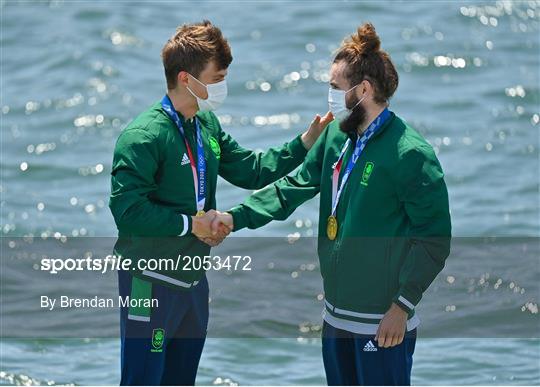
[335,237,390,313]
[387,237,412,300]
[317,237,336,301]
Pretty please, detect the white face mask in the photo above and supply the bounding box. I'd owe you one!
[328,84,365,122]
[187,75,228,112]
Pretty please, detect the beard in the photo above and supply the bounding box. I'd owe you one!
[339,95,367,139]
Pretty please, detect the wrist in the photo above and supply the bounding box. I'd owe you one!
[223,212,234,230]
[191,216,201,235]
[300,131,314,150]
[391,302,409,317]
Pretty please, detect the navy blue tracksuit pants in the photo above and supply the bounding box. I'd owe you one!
[118,270,209,385]
[322,321,416,386]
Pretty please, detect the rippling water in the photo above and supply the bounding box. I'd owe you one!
[1,1,539,385]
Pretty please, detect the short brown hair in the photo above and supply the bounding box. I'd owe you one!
[334,23,398,104]
[161,20,233,89]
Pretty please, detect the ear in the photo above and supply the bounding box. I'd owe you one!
[177,71,190,87]
[355,79,372,100]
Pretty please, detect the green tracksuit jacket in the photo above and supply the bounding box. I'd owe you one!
[229,111,452,334]
[109,100,308,290]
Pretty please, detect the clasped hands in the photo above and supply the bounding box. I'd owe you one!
[191,210,234,246]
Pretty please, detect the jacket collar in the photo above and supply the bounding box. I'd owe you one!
[346,110,395,142]
[157,100,196,127]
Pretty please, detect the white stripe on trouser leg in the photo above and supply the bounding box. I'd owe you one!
[127,314,150,322]
[142,270,193,288]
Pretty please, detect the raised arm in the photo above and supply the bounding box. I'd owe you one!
[212,124,329,232]
[218,113,332,189]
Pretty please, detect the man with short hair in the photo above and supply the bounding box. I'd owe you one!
[108,20,331,385]
[214,23,451,385]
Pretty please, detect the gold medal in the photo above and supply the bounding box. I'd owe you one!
[327,215,338,240]
[196,210,205,217]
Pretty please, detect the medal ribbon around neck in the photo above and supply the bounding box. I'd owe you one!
[329,108,390,227]
[161,95,206,214]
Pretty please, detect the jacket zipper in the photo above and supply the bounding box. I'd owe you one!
[331,238,342,310]
[330,144,348,311]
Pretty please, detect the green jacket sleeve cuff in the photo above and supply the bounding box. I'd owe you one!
[289,134,309,160]
[228,206,248,232]
[392,288,419,314]
[177,213,192,237]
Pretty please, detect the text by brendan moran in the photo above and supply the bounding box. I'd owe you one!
[40,296,158,311]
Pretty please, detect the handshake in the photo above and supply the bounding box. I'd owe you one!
[191,210,234,246]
